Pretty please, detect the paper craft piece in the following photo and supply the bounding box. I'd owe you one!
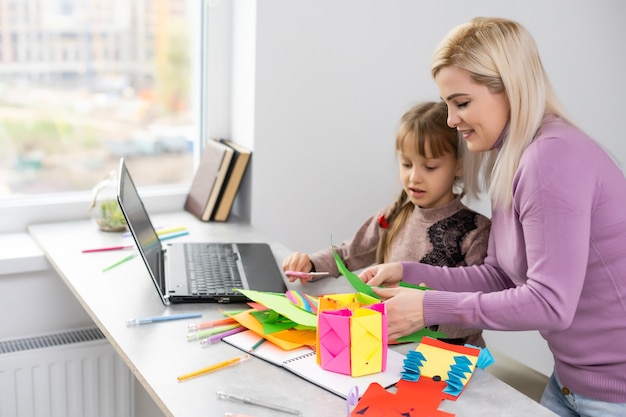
[235,289,318,327]
[317,296,387,377]
[444,356,474,396]
[227,309,315,350]
[350,304,387,376]
[249,310,297,334]
[318,309,352,375]
[351,378,455,417]
[316,292,380,365]
[285,290,319,314]
[400,350,427,381]
[474,345,495,369]
[402,337,484,398]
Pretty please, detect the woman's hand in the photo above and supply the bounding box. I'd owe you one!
[358,262,403,287]
[282,252,313,284]
[373,286,425,341]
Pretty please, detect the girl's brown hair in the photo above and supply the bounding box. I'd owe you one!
[375,101,461,263]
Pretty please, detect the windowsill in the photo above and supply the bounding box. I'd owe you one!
[1,186,188,275]
[0,185,188,234]
[0,232,50,275]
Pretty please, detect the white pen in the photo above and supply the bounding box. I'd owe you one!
[126,312,202,326]
[216,391,303,416]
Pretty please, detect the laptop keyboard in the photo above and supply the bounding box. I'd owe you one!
[185,244,243,295]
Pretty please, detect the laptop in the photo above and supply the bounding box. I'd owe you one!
[116,157,287,305]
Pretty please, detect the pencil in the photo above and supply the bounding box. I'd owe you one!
[159,230,189,241]
[102,253,137,272]
[188,316,238,331]
[177,354,250,381]
[82,244,134,253]
[249,338,266,352]
[201,326,247,345]
[187,323,242,341]
[156,226,187,235]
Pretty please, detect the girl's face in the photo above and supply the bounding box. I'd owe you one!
[399,139,461,209]
[435,65,510,152]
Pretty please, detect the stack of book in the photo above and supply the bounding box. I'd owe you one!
[184,138,252,222]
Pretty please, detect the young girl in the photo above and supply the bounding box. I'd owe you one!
[283,101,491,347]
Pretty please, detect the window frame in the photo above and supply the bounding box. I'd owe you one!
[0,0,231,234]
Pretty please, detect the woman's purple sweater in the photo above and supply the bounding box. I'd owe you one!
[402,116,626,402]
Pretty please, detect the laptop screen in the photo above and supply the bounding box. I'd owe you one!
[116,158,167,301]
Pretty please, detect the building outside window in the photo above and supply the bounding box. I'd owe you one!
[0,0,200,198]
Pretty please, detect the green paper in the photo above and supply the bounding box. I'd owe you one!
[235,289,318,327]
[332,248,431,296]
[332,249,378,298]
[331,246,446,341]
[250,310,297,334]
[394,327,448,343]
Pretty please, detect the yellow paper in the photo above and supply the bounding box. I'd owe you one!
[416,342,478,381]
[229,309,305,350]
[350,307,384,377]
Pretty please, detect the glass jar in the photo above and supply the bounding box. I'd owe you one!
[89,170,127,232]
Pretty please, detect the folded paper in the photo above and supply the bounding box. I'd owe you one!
[400,337,491,398]
[317,293,387,377]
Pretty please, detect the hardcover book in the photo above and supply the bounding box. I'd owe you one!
[184,138,235,221]
[212,139,252,222]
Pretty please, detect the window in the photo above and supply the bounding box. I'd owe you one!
[0,0,215,233]
[1,0,196,194]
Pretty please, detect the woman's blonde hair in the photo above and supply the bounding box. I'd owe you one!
[431,17,570,208]
[376,101,461,262]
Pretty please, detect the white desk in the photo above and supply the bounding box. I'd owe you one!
[28,212,556,417]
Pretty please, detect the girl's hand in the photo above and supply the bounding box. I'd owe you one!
[358,262,403,287]
[282,252,313,284]
[373,286,425,341]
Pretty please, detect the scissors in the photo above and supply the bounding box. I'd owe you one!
[284,271,330,281]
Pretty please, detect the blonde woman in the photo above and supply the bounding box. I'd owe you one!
[283,101,490,347]
[359,17,626,417]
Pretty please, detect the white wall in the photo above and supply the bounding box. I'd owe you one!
[225,0,626,375]
[244,0,626,252]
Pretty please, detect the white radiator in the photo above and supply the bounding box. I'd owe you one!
[0,327,133,417]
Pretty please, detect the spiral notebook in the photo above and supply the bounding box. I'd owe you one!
[222,330,405,399]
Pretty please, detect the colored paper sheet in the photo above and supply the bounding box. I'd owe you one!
[393,327,447,343]
[318,309,353,375]
[349,306,385,376]
[228,309,310,350]
[250,310,298,334]
[351,379,455,417]
[235,289,318,327]
[285,290,319,314]
[332,247,431,296]
[333,249,379,298]
[271,328,317,346]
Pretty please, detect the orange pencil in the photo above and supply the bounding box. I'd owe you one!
[188,316,238,331]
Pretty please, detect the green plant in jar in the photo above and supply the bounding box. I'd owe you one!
[90,171,127,232]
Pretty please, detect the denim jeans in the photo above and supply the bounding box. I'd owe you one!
[540,371,626,417]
